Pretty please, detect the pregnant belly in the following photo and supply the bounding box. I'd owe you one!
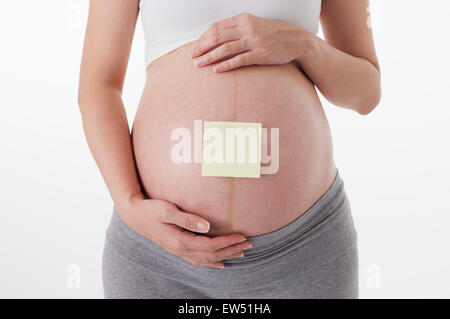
[132,41,336,237]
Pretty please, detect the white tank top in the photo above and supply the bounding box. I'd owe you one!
[139,0,322,68]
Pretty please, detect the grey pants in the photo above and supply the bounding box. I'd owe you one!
[102,173,358,298]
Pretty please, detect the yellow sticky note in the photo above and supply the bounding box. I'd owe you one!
[202,121,262,178]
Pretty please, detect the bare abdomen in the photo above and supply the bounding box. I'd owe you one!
[132,42,336,236]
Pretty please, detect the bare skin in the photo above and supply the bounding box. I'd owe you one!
[78,0,380,268]
[133,45,336,238]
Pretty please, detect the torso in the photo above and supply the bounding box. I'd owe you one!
[132,41,336,237]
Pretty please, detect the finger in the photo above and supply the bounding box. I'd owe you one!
[181,256,225,269]
[187,240,249,264]
[194,39,248,67]
[212,240,252,261]
[161,208,210,233]
[177,229,247,252]
[213,51,259,72]
[226,251,246,259]
[190,28,241,58]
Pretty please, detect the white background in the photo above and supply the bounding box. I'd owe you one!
[1,0,449,298]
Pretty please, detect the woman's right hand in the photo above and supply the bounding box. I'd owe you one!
[118,195,253,268]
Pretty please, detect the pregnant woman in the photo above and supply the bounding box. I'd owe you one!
[78,0,380,298]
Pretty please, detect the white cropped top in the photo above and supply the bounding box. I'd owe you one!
[139,0,322,68]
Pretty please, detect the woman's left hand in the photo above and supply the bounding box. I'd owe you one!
[190,13,311,72]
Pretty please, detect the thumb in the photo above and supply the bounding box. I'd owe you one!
[162,207,210,233]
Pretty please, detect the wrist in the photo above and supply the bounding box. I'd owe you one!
[295,28,319,66]
[115,191,145,217]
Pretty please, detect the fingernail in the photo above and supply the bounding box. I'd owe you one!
[194,58,204,67]
[243,243,252,250]
[238,237,247,243]
[239,252,244,257]
[197,221,209,232]
[213,65,224,72]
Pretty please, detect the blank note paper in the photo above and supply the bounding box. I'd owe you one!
[201,121,262,178]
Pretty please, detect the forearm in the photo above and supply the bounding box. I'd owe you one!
[296,32,381,115]
[78,83,144,211]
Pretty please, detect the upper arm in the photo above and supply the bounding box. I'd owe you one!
[79,0,139,92]
[320,0,380,71]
